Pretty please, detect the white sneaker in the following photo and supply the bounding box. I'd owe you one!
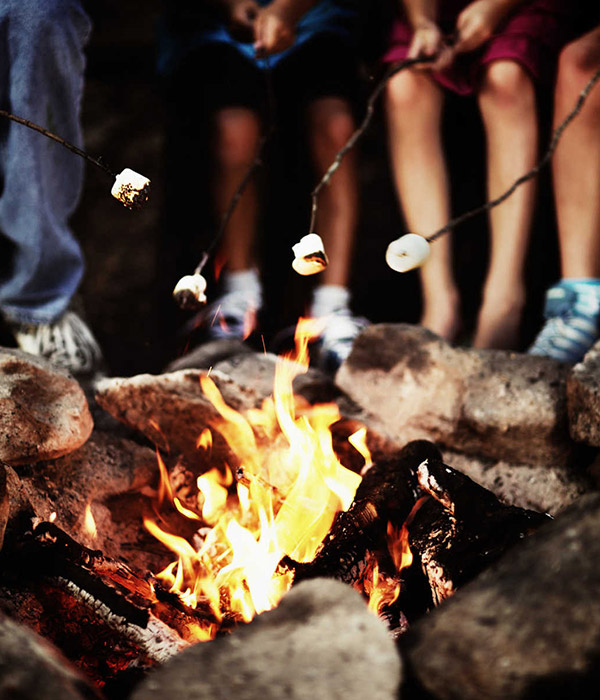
[10,311,105,377]
[315,307,369,372]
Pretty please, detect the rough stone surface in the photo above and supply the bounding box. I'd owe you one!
[132,578,402,700]
[567,342,600,445]
[95,369,264,469]
[337,324,574,466]
[0,613,100,700]
[4,432,160,570]
[0,348,93,465]
[165,338,253,373]
[444,449,593,516]
[403,493,600,700]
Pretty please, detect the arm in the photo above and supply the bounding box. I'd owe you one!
[254,0,321,56]
[454,0,526,54]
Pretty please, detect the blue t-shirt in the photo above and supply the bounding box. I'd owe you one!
[158,1,357,74]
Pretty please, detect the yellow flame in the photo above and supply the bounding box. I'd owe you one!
[348,427,372,472]
[196,428,213,451]
[83,503,97,540]
[49,512,57,523]
[145,318,364,638]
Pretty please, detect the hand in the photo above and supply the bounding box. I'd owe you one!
[227,0,260,42]
[408,21,455,72]
[454,0,506,54]
[253,3,297,56]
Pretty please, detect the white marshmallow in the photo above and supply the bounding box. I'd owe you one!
[292,233,328,276]
[385,233,431,272]
[173,273,208,309]
[111,168,151,209]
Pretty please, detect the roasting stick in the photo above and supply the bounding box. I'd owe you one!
[0,108,150,209]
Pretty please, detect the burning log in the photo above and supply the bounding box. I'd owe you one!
[290,441,442,585]
[410,458,551,604]
[0,520,225,687]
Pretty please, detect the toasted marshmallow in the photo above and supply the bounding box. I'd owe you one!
[173,273,208,310]
[385,233,431,272]
[292,233,329,276]
[111,168,150,209]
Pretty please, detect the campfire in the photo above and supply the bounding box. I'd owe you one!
[1,322,599,700]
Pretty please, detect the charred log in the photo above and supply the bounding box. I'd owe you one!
[409,458,551,604]
[290,440,442,584]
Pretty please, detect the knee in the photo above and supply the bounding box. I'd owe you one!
[479,61,534,110]
[557,33,600,101]
[213,109,261,170]
[309,102,355,153]
[386,70,434,114]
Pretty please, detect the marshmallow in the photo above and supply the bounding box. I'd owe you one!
[385,233,431,273]
[173,273,208,310]
[292,233,329,276]
[111,168,150,209]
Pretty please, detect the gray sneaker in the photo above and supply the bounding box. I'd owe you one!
[315,308,369,372]
[9,311,105,377]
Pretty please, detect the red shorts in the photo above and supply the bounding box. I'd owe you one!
[383,0,576,95]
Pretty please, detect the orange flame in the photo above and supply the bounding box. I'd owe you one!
[196,428,212,451]
[145,318,366,635]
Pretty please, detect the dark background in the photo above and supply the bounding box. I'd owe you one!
[28,0,560,376]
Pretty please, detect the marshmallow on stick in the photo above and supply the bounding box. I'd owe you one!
[111,168,151,209]
[173,273,208,310]
[292,233,329,276]
[386,233,431,272]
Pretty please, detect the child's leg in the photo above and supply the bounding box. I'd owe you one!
[213,107,262,272]
[553,26,600,279]
[474,60,537,349]
[306,96,358,289]
[385,70,461,342]
[209,107,263,338]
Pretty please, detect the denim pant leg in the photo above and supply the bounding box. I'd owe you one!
[0,0,91,325]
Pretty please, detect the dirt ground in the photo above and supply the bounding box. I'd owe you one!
[62,1,559,377]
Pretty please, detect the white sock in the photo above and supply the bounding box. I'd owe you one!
[222,269,262,302]
[310,285,351,318]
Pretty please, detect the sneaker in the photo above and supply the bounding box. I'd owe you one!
[9,311,105,377]
[203,290,260,340]
[315,308,369,372]
[528,283,600,363]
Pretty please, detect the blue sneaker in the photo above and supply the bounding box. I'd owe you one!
[528,282,600,363]
[315,308,369,372]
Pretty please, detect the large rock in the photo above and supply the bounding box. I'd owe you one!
[132,578,402,700]
[444,450,593,516]
[0,613,100,700]
[337,324,574,467]
[0,349,93,465]
[567,341,600,445]
[403,493,600,700]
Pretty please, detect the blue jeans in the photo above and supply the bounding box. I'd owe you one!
[0,0,91,325]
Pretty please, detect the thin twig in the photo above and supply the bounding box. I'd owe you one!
[194,59,276,275]
[0,108,116,177]
[309,56,434,233]
[426,64,600,241]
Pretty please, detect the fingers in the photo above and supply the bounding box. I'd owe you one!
[253,12,295,56]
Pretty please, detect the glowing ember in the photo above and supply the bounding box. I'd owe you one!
[145,318,372,639]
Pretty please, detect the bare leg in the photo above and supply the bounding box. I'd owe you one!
[307,96,358,288]
[213,107,262,272]
[474,60,537,349]
[553,26,600,278]
[385,69,460,341]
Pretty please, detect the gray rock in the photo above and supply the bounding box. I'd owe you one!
[337,324,574,467]
[165,339,253,372]
[132,578,402,700]
[0,348,93,465]
[443,449,593,516]
[567,342,600,445]
[0,613,100,700]
[404,493,600,700]
[95,369,264,469]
